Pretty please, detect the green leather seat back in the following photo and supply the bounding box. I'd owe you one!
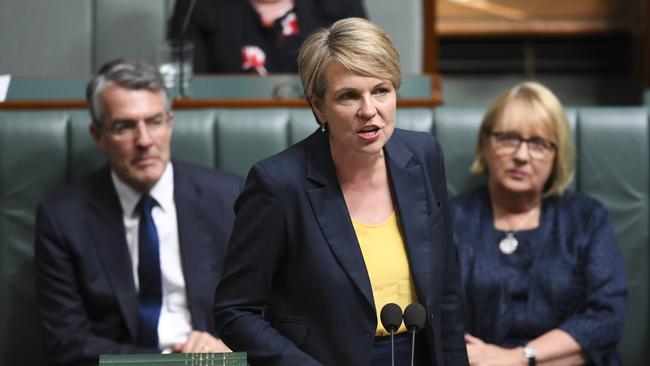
[396,108,434,133]
[0,111,68,366]
[434,107,486,197]
[289,109,317,144]
[577,108,649,366]
[172,110,219,169]
[69,110,107,181]
[216,109,290,177]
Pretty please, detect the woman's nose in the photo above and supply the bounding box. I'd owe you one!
[357,96,377,119]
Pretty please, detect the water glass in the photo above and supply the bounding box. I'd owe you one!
[156,40,193,98]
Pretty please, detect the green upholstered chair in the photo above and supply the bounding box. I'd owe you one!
[215,109,291,177]
[576,108,649,366]
[171,110,220,169]
[433,107,485,197]
[0,111,69,366]
[69,110,107,181]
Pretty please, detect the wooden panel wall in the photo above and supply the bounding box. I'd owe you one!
[437,0,642,37]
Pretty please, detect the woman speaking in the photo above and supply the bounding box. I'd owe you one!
[212,17,468,366]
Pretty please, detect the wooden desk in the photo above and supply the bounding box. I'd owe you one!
[0,74,443,109]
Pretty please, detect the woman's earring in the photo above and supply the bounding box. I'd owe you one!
[321,123,327,132]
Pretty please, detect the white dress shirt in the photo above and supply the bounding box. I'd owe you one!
[112,162,193,351]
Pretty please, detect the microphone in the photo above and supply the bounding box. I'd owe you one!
[403,303,426,366]
[380,303,403,366]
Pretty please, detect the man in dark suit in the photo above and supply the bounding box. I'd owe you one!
[34,59,243,366]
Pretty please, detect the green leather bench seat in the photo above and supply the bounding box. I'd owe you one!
[0,107,647,366]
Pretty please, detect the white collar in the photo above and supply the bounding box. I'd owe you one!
[111,162,175,217]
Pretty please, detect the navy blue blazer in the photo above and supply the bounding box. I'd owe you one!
[35,161,243,366]
[213,129,468,365]
[451,186,627,366]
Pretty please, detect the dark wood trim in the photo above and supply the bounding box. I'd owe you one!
[0,101,88,109]
[423,0,437,73]
[645,0,650,89]
[1,71,444,110]
[0,98,440,110]
[439,23,636,38]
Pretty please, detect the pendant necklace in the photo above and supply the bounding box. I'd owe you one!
[498,233,519,255]
[498,207,538,255]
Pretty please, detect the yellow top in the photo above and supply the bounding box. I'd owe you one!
[352,211,417,335]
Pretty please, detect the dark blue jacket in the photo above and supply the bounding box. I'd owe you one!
[213,129,468,365]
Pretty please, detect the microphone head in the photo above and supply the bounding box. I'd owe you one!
[404,303,426,332]
[380,303,403,333]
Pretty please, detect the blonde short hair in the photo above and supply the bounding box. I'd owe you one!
[298,17,402,104]
[471,82,575,197]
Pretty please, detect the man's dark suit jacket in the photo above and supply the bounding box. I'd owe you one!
[213,129,469,365]
[35,161,243,366]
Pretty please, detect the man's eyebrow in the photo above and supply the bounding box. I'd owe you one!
[111,112,165,124]
[110,118,137,125]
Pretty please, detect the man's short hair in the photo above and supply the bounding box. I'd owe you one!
[86,59,169,127]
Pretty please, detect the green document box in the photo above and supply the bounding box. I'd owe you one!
[99,352,247,366]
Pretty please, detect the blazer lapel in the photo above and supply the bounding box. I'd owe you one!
[174,166,211,331]
[384,135,432,305]
[304,132,375,310]
[87,167,139,340]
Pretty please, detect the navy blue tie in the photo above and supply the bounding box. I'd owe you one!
[136,194,162,348]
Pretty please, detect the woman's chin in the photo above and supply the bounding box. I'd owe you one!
[498,180,541,196]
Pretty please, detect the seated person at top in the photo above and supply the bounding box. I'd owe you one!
[168,0,366,75]
[34,59,243,366]
[450,82,627,366]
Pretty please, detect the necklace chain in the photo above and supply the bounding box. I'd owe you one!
[503,206,538,234]
[498,206,538,255]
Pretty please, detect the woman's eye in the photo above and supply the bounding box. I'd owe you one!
[338,92,357,100]
[373,88,389,96]
[497,134,520,143]
[530,138,549,149]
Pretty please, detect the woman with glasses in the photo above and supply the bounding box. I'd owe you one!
[450,82,627,366]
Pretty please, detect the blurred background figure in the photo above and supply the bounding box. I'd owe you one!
[168,0,366,75]
[212,18,468,365]
[450,82,627,366]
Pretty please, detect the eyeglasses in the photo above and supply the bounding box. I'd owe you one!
[104,112,171,140]
[487,131,556,160]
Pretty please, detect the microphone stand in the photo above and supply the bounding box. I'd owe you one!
[409,330,416,366]
[178,39,186,99]
[178,0,197,99]
[404,303,426,366]
[390,327,396,366]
